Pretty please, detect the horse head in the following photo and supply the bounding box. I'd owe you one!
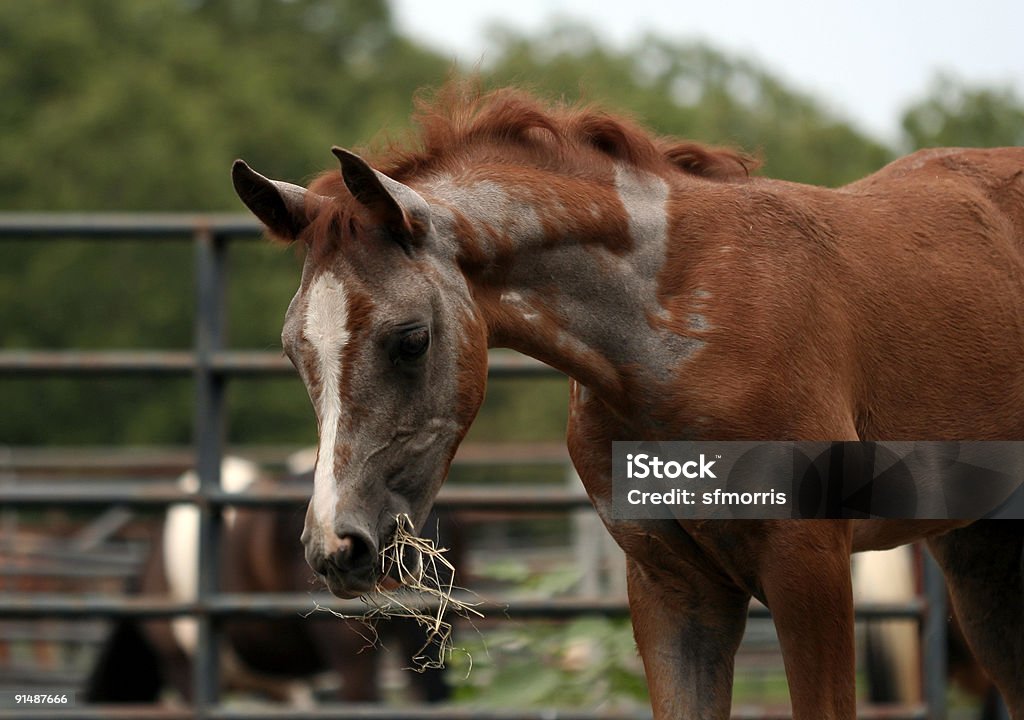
[232,151,488,598]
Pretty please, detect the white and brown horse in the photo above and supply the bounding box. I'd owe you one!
[232,84,1024,719]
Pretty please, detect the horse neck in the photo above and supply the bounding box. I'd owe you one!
[421,162,694,414]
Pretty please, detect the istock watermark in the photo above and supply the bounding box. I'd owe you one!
[611,441,1024,520]
[626,452,718,480]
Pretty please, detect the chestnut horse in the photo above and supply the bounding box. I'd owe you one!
[231,84,1024,719]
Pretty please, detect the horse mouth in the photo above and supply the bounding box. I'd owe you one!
[321,564,404,599]
[312,515,424,599]
[322,568,374,599]
[319,541,412,599]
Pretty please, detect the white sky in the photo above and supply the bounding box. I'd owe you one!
[390,0,1024,144]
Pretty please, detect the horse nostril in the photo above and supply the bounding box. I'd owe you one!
[326,530,375,574]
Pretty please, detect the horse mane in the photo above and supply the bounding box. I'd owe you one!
[375,82,758,182]
[305,82,757,253]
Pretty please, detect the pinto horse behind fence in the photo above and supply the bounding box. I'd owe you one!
[232,83,1024,719]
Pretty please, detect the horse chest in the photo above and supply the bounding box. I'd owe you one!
[566,401,774,595]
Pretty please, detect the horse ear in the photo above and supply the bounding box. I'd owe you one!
[231,160,319,243]
[331,147,429,250]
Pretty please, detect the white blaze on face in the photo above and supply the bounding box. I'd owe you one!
[303,272,351,537]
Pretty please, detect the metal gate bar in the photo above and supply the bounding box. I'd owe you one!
[193,226,227,718]
[0,593,931,619]
[0,349,554,378]
[0,484,599,510]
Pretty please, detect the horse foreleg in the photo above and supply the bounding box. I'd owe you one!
[627,556,750,720]
[759,523,856,720]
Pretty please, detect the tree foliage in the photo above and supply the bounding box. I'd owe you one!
[0,0,447,211]
[901,74,1024,150]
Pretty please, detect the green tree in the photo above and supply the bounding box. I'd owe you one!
[0,0,448,211]
[901,74,1024,149]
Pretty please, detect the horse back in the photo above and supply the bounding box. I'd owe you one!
[846,146,1024,238]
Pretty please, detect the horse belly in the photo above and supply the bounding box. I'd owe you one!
[851,519,971,552]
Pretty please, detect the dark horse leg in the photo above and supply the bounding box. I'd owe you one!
[927,521,1024,717]
[83,619,163,702]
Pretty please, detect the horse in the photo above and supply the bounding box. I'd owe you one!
[86,456,455,705]
[230,83,1024,719]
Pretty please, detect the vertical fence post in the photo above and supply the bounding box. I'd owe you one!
[193,227,227,719]
[568,466,602,595]
[922,552,948,720]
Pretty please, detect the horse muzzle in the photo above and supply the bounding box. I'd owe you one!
[304,522,411,599]
[304,524,380,598]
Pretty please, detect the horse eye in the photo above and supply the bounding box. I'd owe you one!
[395,327,429,363]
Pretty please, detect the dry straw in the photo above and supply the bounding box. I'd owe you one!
[311,513,483,672]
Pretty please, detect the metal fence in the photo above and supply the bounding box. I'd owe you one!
[0,214,951,719]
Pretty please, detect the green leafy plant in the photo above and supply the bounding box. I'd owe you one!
[449,561,649,710]
[451,614,649,709]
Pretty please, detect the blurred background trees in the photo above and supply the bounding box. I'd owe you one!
[901,74,1024,149]
[2,0,1022,446]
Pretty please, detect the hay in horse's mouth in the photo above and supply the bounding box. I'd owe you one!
[312,514,482,673]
